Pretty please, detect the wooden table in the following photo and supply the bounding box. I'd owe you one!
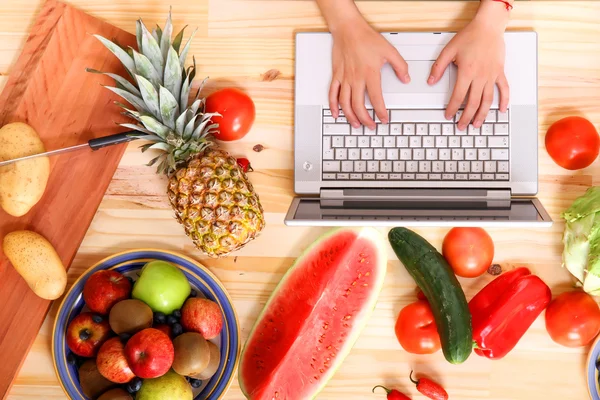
[1,0,599,399]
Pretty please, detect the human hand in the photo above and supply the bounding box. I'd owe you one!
[329,19,410,129]
[428,2,510,130]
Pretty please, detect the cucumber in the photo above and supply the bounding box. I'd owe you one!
[389,227,472,364]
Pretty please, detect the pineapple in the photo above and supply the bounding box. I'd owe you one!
[89,11,265,257]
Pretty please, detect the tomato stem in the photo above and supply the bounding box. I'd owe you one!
[372,385,391,394]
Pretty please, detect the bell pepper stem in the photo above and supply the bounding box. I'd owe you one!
[372,385,391,394]
[409,370,419,385]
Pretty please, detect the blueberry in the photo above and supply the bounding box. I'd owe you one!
[189,378,203,388]
[167,315,178,326]
[172,323,183,337]
[173,309,182,319]
[189,289,197,298]
[119,333,131,343]
[596,357,600,371]
[154,312,166,325]
[67,353,77,366]
[79,329,91,341]
[126,276,135,285]
[92,314,103,324]
[126,377,143,394]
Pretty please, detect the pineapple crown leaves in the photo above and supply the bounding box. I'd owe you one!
[87,9,220,175]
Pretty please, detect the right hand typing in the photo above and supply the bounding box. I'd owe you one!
[329,19,410,130]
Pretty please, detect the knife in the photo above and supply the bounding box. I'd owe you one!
[0,131,141,167]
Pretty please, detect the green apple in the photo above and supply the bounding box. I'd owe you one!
[132,261,191,314]
[136,369,192,400]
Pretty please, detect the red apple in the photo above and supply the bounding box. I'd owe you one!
[181,298,223,339]
[154,324,172,338]
[96,337,135,383]
[66,312,111,357]
[125,328,174,379]
[83,270,132,315]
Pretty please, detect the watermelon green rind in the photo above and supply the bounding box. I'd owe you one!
[238,227,388,400]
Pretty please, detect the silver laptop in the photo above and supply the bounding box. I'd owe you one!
[285,31,552,227]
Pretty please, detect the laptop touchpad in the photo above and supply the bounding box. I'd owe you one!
[381,61,450,93]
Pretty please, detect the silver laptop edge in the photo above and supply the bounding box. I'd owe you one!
[287,31,552,227]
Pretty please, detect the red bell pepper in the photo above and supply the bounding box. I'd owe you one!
[469,267,551,359]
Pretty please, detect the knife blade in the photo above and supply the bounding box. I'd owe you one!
[0,131,141,167]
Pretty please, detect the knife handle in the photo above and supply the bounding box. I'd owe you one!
[88,131,141,150]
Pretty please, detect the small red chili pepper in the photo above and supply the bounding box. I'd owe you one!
[236,157,253,173]
[372,385,411,400]
[409,371,448,400]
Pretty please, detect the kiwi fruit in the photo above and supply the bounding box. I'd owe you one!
[109,299,153,334]
[193,341,221,380]
[172,332,210,376]
[97,388,133,400]
[78,359,115,399]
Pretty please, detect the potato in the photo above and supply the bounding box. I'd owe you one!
[0,122,50,217]
[3,230,67,300]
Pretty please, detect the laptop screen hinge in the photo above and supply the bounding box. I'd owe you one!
[320,188,511,207]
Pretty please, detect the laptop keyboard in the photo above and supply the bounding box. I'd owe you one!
[322,108,510,181]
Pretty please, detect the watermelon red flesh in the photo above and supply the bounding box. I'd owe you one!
[239,228,387,400]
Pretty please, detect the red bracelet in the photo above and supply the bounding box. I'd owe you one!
[490,0,513,11]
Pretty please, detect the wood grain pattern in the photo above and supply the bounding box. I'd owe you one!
[1,1,600,399]
[0,0,135,397]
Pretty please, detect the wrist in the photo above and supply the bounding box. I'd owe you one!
[319,0,367,35]
[475,0,511,32]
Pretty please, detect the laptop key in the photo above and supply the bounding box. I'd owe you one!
[416,124,428,135]
[377,124,390,135]
[498,161,509,172]
[380,161,392,172]
[390,109,447,122]
[350,173,362,180]
[484,161,496,173]
[332,136,345,147]
[485,110,497,122]
[323,116,336,123]
[410,137,422,148]
[439,149,451,160]
[361,148,373,160]
[426,149,438,160]
[384,137,396,147]
[376,173,389,180]
[400,149,412,160]
[406,161,418,172]
[468,125,480,135]
[323,149,334,160]
[337,173,349,179]
[458,161,470,173]
[442,124,454,135]
[482,124,494,135]
[497,110,509,122]
[363,173,375,180]
[324,124,350,135]
[403,124,415,135]
[358,137,370,147]
[469,173,481,180]
[465,148,477,160]
[488,136,509,147]
[445,161,457,172]
[472,161,483,172]
[478,149,490,160]
[452,149,465,160]
[496,173,509,180]
[495,124,509,135]
[371,136,383,147]
[462,136,474,147]
[449,137,461,147]
[351,125,363,135]
[436,136,448,147]
[442,173,455,180]
[387,148,399,160]
[429,173,441,180]
[455,125,467,136]
[365,126,377,135]
[419,161,431,172]
[391,124,402,135]
[355,161,366,172]
[403,173,415,180]
[397,136,409,147]
[491,149,509,160]
[423,137,435,148]
[342,161,354,172]
[345,136,357,147]
[475,137,487,148]
[413,149,425,160]
[433,161,444,172]
[456,174,468,180]
[482,173,494,180]
[367,161,379,172]
[374,149,386,160]
[390,174,402,180]
[416,174,428,180]
[348,148,360,160]
[323,173,336,179]
[430,124,441,135]
[335,148,348,160]
[323,109,332,116]
[323,161,340,172]
[393,161,405,172]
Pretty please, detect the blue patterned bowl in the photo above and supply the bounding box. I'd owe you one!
[52,249,240,400]
[587,334,600,400]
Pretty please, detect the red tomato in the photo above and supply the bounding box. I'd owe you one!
[205,88,255,141]
[442,227,494,278]
[545,116,599,170]
[395,300,441,354]
[545,291,600,347]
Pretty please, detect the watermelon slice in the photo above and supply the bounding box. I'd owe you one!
[239,227,387,400]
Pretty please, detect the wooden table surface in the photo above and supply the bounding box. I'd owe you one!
[1,1,600,399]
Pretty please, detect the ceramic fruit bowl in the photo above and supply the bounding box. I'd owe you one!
[52,249,240,400]
[587,333,600,400]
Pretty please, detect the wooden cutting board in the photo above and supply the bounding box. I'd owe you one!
[0,0,135,397]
